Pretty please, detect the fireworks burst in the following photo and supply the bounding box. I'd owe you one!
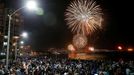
[65,0,103,35]
[73,34,87,49]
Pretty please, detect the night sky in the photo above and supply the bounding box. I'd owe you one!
[8,0,134,50]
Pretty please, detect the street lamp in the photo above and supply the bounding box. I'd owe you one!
[6,0,38,70]
[21,32,28,38]
[20,41,24,45]
[26,0,38,10]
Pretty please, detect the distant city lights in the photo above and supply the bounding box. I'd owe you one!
[89,47,94,51]
[3,42,7,46]
[118,46,122,50]
[20,46,24,49]
[128,48,133,51]
[68,44,75,51]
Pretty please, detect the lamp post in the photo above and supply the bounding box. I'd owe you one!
[21,32,28,38]
[6,0,37,70]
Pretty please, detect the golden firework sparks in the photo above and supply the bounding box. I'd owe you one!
[65,0,103,35]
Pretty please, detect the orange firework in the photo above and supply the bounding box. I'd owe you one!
[73,34,87,49]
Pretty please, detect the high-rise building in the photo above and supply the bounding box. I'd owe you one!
[0,0,23,53]
[0,0,6,52]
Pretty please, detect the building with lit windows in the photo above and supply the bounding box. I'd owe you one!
[0,0,23,55]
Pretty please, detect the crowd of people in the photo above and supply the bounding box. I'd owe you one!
[0,56,134,75]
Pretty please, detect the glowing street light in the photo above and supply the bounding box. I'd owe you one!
[20,41,24,45]
[26,0,38,10]
[6,0,38,70]
[21,32,28,38]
